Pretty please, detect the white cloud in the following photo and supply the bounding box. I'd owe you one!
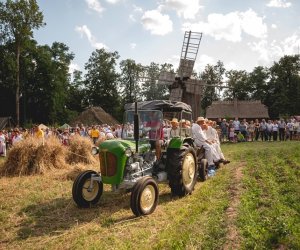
[271,24,277,29]
[75,25,108,49]
[182,9,267,42]
[160,0,203,20]
[105,0,121,4]
[130,43,137,49]
[69,62,81,74]
[85,0,104,13]
[266,0,291,8]
[141,10,173,35]
[195,54,216,72]
[240,9,267,38]
[129,5,143,22]
[249,34,300,65]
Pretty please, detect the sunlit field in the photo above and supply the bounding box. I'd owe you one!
[0,141,299,249]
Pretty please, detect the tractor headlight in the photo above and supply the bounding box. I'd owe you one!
[125,147,132,157]
[91,146,99,155]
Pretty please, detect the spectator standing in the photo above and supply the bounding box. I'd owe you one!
[233,117,240,135]
[220,119,228,143]
[266,120,273,141]
[259,119,268,141]
[239,120,248,140]
[286,119,294,140]
[34,125,44,145]
[90,125,100,144]
[247,120,255,142]
[278,118,286,141]
[0,130,7,157]
[254,119,260,141]
[272,120,279,141]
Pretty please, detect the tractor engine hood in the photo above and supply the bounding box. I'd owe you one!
[97,139,150,185]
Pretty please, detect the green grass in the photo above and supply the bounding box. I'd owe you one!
[0,141,299,249]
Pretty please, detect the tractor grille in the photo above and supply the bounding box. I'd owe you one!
[99,151,117,177]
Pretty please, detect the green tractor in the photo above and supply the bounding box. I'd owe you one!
[72,100,208,216]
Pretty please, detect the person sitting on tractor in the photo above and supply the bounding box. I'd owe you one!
[205,120,230,165]
[192,117,221,177]
[168,118,180,138]
[147,111,164,161]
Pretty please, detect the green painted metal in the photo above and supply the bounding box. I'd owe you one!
[168,137,184,149]
[98,139,150,184]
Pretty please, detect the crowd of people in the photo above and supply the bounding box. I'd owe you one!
[0,123,122,157]
[217,116,300,143]
[0,116,299,159]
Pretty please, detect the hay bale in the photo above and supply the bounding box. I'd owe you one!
[66,135,97,165]
[1,136,68,176]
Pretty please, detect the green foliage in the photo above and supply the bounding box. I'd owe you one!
[0,0,45,125]
[84,48,121,119]
[268,55,300,117]
[141,62,170,101]
[200,60,226,112]
[119,59,143,104]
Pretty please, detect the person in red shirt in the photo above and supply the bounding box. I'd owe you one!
[146,111,164,161]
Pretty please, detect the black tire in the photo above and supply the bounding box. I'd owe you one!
[198,158,208,182]
[130,176,159,217]
[168,144,197,197]
[72,170,103,208]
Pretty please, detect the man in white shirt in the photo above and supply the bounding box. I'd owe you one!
[192,117,220,176]
[205,120,230,164]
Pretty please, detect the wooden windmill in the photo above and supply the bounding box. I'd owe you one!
[157,31,204,119]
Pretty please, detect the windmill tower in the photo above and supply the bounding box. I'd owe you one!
[158,31,204,119]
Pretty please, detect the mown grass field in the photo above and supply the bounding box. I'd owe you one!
[0,141,299,249]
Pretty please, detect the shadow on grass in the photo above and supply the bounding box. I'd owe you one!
[17,186,175,239]
[17,191,132,239]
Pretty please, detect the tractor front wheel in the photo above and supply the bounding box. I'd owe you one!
[72,170,103,208]
[130,176,159,217]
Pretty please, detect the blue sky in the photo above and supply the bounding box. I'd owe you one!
[34,0,300,75]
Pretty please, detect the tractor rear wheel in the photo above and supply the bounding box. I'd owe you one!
[130,176,159,217]
[72,170,103,208]
[168,145,197,197]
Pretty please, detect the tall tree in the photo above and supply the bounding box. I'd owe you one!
[84,48,121,119]
[0,0,45,126]
[268,55,300,117]
[119,59,143,104]
[223,70,250,100]
[20,41,74,124]
[0,42,15,118]
[141,62,170,101]
[67,69,86,114]
[248,66,270,101]
[200,61,225,112]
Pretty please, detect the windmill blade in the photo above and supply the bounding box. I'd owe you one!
[157,71,176,85]
[178,31,203,78]
[186,79,233,89]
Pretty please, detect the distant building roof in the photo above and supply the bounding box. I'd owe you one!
[206,99,269,119]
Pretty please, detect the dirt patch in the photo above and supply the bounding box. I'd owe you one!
[223,163,244,250]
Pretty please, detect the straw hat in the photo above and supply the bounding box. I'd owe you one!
[196,117,205,123]
[171,118,179,124]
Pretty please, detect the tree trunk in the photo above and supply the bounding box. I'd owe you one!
[16,43,20,127]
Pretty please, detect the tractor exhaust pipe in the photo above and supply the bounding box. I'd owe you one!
[133,102,139,153]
